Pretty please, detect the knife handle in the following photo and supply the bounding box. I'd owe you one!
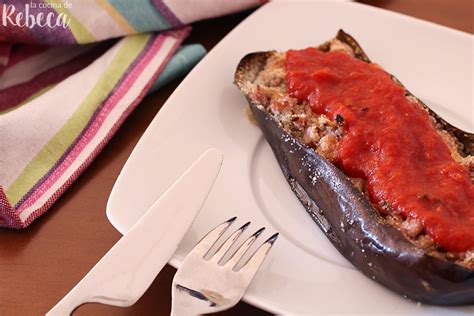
[46,289,87,315]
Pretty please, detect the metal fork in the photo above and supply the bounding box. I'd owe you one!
[171,217,278,316]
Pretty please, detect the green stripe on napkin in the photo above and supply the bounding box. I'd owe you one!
[5,35,150,205]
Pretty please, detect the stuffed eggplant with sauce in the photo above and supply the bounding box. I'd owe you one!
[234,30,474,305]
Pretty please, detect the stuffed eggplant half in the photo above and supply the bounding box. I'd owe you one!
[234,30,474,305]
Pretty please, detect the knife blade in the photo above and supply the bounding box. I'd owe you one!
[47,148,223,315]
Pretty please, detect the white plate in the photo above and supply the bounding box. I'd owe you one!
[106,1,473,315]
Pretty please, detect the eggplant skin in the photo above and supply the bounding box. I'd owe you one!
[234,31,474,305]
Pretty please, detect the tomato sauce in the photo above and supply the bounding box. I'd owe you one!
[285,48,474,252]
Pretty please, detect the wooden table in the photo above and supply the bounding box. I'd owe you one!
[1,1,472,315]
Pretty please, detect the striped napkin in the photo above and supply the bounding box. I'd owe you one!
[0,0,261,229]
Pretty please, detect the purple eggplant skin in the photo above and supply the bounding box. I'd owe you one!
[234,31,474,305]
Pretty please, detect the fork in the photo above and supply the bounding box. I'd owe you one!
[171,217,278,316]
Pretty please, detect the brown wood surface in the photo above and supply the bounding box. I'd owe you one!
[0,1,472,315]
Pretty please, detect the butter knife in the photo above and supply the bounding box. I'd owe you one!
[47,148,223,315]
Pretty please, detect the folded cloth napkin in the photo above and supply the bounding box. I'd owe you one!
[0,0,262,229]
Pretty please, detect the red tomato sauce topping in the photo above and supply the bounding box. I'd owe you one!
[285,48,474,252]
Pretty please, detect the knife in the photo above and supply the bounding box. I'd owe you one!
[47,148,223,315]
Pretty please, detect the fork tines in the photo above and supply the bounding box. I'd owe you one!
[196,217,279,271]
[171,217,279,315]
